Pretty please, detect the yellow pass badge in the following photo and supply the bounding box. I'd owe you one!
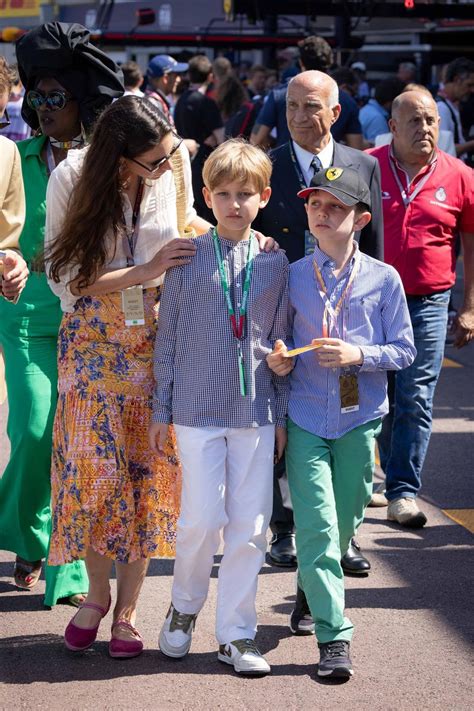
[122,285,145,326]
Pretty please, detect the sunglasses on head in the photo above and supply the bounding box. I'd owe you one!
[0,107,10,130]
[128,137,183,174]
[26,89,75,112]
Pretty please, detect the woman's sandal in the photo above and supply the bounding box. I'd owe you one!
[13,557,42,590]
[64,596,111,652]
[109,619,144,659]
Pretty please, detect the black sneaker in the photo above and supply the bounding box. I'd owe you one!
[317,641,353,678]
[289,585,315,635]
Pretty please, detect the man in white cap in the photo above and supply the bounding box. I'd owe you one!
[350,61,370,102]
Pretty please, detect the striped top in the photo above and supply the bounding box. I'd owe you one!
[288,242,416,439]
[152,230,289,428]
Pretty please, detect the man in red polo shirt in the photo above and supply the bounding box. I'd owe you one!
[368,90,474,527]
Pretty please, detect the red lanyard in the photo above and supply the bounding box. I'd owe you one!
[313,249,361,340]
[123,178,145,267]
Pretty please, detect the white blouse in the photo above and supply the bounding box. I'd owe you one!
[45,143,197,312]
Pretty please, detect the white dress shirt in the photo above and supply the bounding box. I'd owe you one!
[292,137,335,186]
[45,143,196,312]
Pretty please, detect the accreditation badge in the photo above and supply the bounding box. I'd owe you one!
[121,285,145,326]
[339,372,360,413]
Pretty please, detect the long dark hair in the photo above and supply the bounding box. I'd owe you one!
[216,75,249,121]
[48,96,173,289]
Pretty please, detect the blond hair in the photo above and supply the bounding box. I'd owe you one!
[202,138,272,194]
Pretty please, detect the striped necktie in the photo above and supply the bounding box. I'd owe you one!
[310,155,322,178]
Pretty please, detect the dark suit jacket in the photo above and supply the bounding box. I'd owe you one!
[254,141,384,264]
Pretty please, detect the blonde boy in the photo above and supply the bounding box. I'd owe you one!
[149,139,288,675]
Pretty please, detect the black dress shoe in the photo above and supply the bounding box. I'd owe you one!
[340,538,371,576]
[289,585,315,635]
[268,533,297,568]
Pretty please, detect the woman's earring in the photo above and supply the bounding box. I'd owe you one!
[119,160,131,189]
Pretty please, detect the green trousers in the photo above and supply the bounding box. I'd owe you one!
[286,417,381,644]
[0,274,88,606]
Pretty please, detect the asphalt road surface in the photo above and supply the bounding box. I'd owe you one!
[1,329,473,710]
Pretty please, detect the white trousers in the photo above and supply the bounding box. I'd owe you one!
[172,424,275,644]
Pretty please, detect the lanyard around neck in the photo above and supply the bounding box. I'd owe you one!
[389,152,437,209]
[289,140,333,189]
[313,248,361,340]
[212,228,255,397]
[212,227,255,340]
[123,178,145,267]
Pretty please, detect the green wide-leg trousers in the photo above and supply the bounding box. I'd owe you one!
[286,417,381,644]
[0,275,88,605]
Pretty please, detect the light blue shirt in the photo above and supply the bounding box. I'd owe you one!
[288,243,416,439]
[359,99,389,142]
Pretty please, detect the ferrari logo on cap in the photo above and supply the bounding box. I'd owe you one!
[326,168,343,181]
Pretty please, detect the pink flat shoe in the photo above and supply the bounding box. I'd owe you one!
[109,619,143,659]
[64,596,111,652]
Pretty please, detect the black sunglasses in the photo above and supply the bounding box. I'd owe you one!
[0,108,10,130]
[26,89,75,112]
[128,138,183,174]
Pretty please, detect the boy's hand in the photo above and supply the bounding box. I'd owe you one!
[253,230,280,253]
[149,422,169,453]
[315,338,364,368]
[274,426,287,462]
[267,339,294,375]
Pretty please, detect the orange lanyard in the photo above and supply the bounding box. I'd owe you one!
[312,250,361,339]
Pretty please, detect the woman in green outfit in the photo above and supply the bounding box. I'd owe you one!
[0,22,124,606]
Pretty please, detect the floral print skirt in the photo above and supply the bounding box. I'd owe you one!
[48,288,181,565]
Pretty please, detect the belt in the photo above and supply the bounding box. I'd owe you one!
[405,290,449,301]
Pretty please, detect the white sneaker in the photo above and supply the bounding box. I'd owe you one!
[218,638,271,675]
[387,497,427,528]
[159,603,197,658]
[368,484,388,507]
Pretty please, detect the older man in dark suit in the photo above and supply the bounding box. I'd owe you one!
[255,70,383,263]
[253,71,384,630]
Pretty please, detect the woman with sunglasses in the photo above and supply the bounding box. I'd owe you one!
[45,96,205,657]
[0,22,123,607]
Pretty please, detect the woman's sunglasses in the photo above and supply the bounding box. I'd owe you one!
[26,90,75,112]
[128,138,183,174]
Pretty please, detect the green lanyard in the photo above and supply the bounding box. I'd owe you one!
[212,227,255,396]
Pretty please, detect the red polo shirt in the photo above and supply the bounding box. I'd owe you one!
[367,145,474,294]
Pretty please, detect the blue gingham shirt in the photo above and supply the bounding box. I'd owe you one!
[152,230,289,428]
[288,242,416,439]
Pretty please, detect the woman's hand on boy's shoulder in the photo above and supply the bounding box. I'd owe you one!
[253,230,280,253]
[143,239,197,281]
[267,340,294,376]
